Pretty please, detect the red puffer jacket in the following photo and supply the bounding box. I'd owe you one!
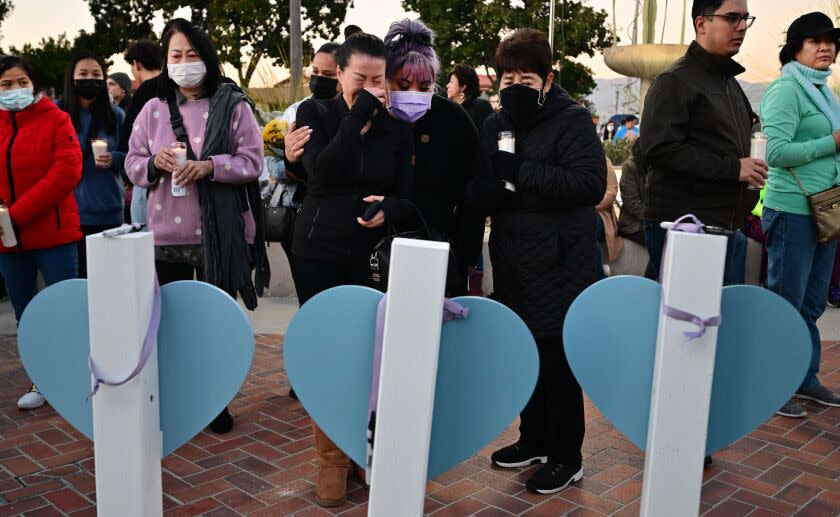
[0,96,82,252]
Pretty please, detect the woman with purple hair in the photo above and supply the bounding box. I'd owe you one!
[384,18,485,294]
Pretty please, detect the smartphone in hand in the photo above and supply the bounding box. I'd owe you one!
[362,200,382,222]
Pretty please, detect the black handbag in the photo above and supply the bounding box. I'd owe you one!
[369,202,465,293]
[262,183,296,244]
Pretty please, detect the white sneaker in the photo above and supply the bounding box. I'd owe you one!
[18,387,45,409]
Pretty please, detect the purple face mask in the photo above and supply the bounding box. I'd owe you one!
[389,90,433,123]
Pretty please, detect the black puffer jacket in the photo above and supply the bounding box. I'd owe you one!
[471,85,607,337]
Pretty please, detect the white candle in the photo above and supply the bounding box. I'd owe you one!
[91,139,108,158]
[172,147,187,167]
[171,145,188,198]
[0,204,17,248]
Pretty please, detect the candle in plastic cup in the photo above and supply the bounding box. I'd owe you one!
[171,142,188,197]
[498,131,515,153]
[748,131,768,190]
[0,204,16,248]
[91,139,108,159]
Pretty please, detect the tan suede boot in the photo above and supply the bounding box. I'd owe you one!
[313,423,350,507]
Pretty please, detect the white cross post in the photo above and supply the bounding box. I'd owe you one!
[367,238,450,517]
[86,232,163,517]
[640,229,728,517]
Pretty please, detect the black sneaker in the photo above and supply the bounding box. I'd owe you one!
[209,406,234,434]
[525,462,583,494]
[795,384,840,407]
[776,401,807,418]
[490,441,548,468]
[704,455,713,468]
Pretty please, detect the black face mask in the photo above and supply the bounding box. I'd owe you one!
[75,79,105,100]
[500,83,544,129]
[309,75,339,100]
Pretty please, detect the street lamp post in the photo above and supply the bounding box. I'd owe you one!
[290,0,302,102]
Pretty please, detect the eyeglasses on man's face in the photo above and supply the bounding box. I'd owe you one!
[704,12,756,29]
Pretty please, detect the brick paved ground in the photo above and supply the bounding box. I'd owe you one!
[0,334,838,516]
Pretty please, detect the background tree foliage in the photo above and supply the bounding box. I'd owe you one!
[402,0,613,98]
[76,0,351,87]
[7,35,75,95]
[0,0,12,39]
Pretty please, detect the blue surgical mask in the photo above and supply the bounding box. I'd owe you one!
[389,90,433,123]
[0,87,34,111]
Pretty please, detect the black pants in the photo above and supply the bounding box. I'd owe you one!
[519,335,585,468]
[292,256,373,305]
[77,224,122,278]
[155,261,202,285]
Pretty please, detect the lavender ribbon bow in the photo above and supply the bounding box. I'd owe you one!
[86,276,161,400]
[365,294,470,480]
[661,214,722,345]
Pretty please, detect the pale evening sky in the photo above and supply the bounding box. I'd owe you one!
[0,0,835,84]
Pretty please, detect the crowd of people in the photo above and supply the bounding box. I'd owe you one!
[0,0,839,507]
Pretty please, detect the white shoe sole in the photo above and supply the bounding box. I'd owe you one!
[492,456,548,469]
[17,394,45,410]
[794,393,840,407]
[530,468,583,495]
[775,408,807,418]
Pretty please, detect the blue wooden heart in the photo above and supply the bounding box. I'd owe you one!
[563,276,811,455]
[283,285,539,479]
[17,279,254,457]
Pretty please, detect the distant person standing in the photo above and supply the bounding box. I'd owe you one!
[57,51,126,278]
[602,120,616,141]
[761,12,840,417]
[640,0,764,284]
[0,55,83,409]
[447,63,494,132]
[120,39,164,225]
[614,115,639,142]
[107,72,133,111]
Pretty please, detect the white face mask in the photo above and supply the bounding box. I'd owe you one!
[168,62,207,88]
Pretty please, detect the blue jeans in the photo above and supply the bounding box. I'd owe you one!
[595,215,606,280]
[0,244,78,323]
[644,220,747,285]
[763,208,836,390]
[130,185,148,225]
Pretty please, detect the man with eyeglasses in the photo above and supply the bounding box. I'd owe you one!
[640,0,765,285]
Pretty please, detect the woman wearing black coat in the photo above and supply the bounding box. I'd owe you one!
[292,32,414,508]
[384,19,485,294]
[471,29,607,495]
[447,63,495,132]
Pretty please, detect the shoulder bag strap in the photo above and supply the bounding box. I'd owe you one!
[785,167,811,197]
[167,96,198,161]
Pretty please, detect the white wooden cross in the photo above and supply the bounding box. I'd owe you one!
[640,226,728,516]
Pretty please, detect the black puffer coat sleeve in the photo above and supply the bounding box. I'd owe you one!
[516,107,606,207]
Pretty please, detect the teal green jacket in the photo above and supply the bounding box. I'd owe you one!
[760,76,840,216]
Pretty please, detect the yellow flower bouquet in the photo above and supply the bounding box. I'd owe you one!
[263,118,290,158]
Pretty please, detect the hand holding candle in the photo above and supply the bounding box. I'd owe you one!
[92,139,112,169]
[497,131,517,192]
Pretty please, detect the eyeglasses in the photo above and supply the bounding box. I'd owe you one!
[704,13,756,28]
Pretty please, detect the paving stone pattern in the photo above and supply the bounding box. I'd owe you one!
[0,335,838,516]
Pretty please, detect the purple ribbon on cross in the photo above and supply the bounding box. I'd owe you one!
[86,276,161,400]
[660,214,722,346]
[365,294,470,481]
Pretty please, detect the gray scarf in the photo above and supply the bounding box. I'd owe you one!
[189,82,269,309]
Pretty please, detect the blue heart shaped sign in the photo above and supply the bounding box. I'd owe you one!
[284,285,539,479]
[563,276,811,455]
[17,279,254,456]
